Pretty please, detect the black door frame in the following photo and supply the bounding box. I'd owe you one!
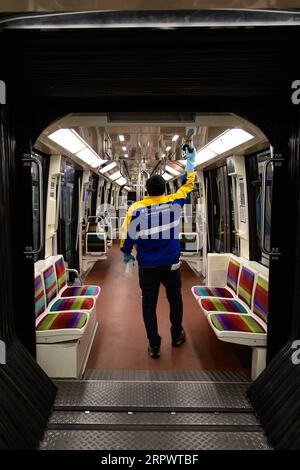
[1,22,299,375]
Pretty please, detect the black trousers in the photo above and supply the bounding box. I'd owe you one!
[138,265,183,347]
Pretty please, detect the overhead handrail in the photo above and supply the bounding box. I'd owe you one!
[22,155,44,256]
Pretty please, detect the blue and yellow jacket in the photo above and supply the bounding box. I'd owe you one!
[120,172,195,268]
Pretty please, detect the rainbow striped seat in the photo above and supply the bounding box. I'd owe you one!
[200,298,248,315]
[252,275,269,324]
[60,285,100,298]
[49,296,94,313]
[198,265,256,317]
[191,257,240,301]
[34,273,90,342]
[192,286,234,299]
[207,274,268,349]
[37,311,88,331]
[210,313,266,334]
[54,256,100,299]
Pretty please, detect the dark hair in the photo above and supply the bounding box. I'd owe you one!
[146,175,166,196]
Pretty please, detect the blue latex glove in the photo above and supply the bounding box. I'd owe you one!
[123,253,135,264]
[185,147,196,173]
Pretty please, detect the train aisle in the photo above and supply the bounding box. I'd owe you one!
[86,243,251,374]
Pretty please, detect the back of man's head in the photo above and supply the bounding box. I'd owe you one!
[146,175,166,196]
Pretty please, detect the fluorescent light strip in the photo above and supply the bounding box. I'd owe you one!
[172,135,179,142]
[166,146,171,151]
[195,128,254,166]
[48,128,105,167]
[115,176,127,186]
[122,146,127,151]
[109,170,122,181]
[165,164,181,176]
[100,161,117,174]
[119,135,125,142]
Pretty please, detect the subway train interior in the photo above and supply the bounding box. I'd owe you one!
[1,5,300,453]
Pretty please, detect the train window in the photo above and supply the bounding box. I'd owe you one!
[31,151,49,261]
[206,165,238,254]
[57,157,82,269]
[246,149,271,267]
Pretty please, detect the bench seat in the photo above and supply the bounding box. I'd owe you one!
[200,298,249,315]
[192,286,234,299]
[53,255,101,299]
[208,313,267,346]
[34,256,100,377]
[36,311,88,343]
[191,255,240,301]
[60,285,100,297]
[191,254,269,379]
[48,296,94,313]
[198,265,256,317]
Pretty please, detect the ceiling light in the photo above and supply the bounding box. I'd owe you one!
[165,165,181,176]
[109,171,122,181]
[124,154,128,158]
[115,176,127,186]
[162,173,172,181]
[172,135,179,142]
[100,162,117,174]
[48,128,106,167]
[122,146,127,151]
[166,146,171,151]
[76,148,98,165]
[48,129,85,154]
[195,147,218,165]
[119,135,125,142]
[206,129,254,156]
[161,153,166,158]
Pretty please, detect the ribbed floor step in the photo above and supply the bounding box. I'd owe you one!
[49,410,260,430]
[40,429,271,450]
[53,380,252,412]
[83,369,251,382]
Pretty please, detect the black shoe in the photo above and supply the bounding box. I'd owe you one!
[148,344,160,359]
[172,329,186,347]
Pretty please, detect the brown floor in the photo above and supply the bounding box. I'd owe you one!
[86,243,251,375]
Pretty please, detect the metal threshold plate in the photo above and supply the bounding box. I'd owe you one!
[40,429,271,450]
[83,369,251,382]
[53,381,251,411]
[49,411,259,427]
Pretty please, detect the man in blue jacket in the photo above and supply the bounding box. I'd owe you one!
[120,148,196,358]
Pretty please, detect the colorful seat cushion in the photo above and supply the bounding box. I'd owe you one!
[36,311,88,331]
[237,266,255,308]
[61,285,100,298]
[192,286,234,299]
[201,298,248,314]
[253,276,269,323]
[210,313,266,334]
[35,275,46,318]
[43,265,58,305]
[49,297,94,312]
[55,256,67,292]
[226,258,240,293]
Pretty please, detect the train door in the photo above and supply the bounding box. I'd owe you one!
[57,156,82,270]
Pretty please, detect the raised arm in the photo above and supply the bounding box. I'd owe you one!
[166,147,196,206]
